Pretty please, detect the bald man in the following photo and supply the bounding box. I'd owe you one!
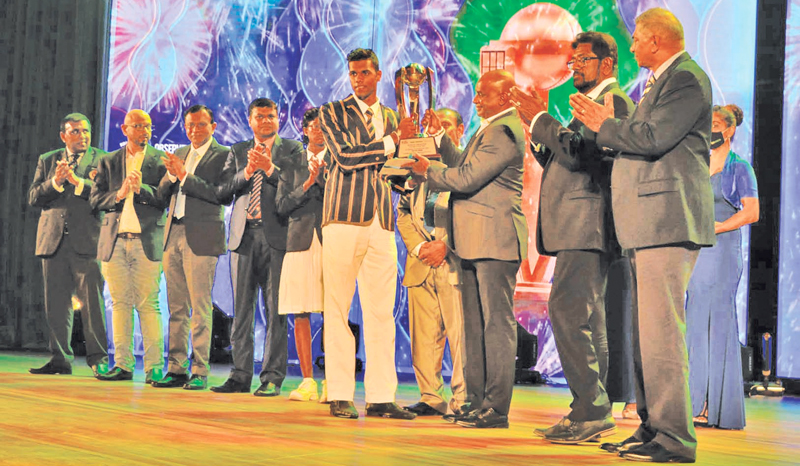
[90,109,168,383]
[571,8,714,463]
[415,70,528,428]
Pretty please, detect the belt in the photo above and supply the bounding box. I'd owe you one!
[246,219,263,228]
[117,232,141,239]
[172,217,184,225]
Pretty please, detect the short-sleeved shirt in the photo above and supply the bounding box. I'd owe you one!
[720,151,758,209]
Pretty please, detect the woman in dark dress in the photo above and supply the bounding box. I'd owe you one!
[686,104,759,429]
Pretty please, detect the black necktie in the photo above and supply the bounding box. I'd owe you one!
[68,152,81,170]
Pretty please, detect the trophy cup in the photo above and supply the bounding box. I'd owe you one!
[380,63,437,180]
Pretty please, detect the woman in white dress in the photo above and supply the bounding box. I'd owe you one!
[276,108,327,401]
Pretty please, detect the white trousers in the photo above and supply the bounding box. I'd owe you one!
[322,217,398,403]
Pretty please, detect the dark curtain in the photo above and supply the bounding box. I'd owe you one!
[0,0,110,349]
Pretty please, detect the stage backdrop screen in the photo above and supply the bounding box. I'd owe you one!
[101,0,758,379]
[778,0,800,380]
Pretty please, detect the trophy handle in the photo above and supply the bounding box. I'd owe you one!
[395,69,408,120]
[425,67,436,111]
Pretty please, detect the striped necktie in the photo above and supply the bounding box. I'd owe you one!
[641,74,656,100]
[67,151,81,170]
[246,143,266,220]
[365,109,376,141]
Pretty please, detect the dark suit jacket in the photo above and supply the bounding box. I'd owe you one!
[90,144,168,262]
[532,82,635,255]
[28,147,107,257]
[427,109,528,262]
[219,136,302,252]
[318,95,398,230]
[157,138,230,257]
[596,52,715,249]
[276,150,326,253]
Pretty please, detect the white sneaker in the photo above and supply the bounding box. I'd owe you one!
[289,378,318,401]
[318,379,328,404]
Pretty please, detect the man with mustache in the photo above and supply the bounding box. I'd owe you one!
[211,98,302,396]
[511,31,635,444]
[28,113,110,378]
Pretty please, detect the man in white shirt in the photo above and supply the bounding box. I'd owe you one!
[28,113,109,377]
[90,109,168,383]
[153,105,230,390]
[412,70,528,428]
[511,31,635,445]
[570,8,715,463]
[318,48,417,420]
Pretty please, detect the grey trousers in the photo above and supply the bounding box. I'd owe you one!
[549,249,612,422]
[163,224,218,376]
[460,259,519,416]
[629,246,699,460]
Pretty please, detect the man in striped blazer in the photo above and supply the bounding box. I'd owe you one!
[318,48,417,420]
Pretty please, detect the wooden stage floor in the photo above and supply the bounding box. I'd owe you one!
[1,351,799,466]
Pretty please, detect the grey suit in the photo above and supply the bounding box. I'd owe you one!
[28,147,109,368]
[157,138,230,377]
[218,136,302,387]
[531,82,634,422]
[427,108,527,416]
[396,185,466,413]
[595,52,714,460]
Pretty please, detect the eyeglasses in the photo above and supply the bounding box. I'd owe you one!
[567,56,600,70]
[128,123,153,131]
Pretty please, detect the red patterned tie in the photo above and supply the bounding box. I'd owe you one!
[246,143,266,220]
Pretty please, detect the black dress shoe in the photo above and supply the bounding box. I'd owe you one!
[600,435,644,453]
[98,367,133,381]
[405,402,444,416]
[152,372,189,388]
[545,417,616,444]
[210,378,250,393]
[443,405,474,423]
[620,441,695,463]
[366,402,417,420]
[457,408,508,428]
[253,382,280,397]
[91,363,109,378]
[183,374,208,390]
[30,361,72,375]
[330,400,359,419]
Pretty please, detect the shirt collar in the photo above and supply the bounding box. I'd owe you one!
[479,107,515,131]
[254,134,276,150]
[190,137,214,158]
[653,50,685,80]
[353,95,382,119]
[307,147,326,162]
[126,144,145,158]
[585,77,618,100]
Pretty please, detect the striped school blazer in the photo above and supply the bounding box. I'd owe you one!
[319,94,398,231]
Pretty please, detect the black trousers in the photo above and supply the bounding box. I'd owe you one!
[230,225,287,386]
[41,232,108,367]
